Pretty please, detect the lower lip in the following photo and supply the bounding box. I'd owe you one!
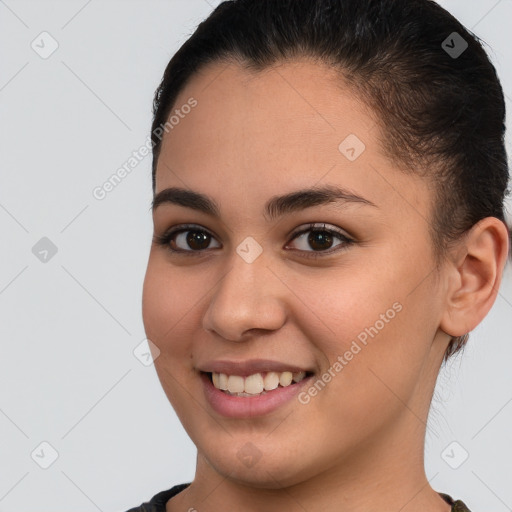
[201,372,314,418]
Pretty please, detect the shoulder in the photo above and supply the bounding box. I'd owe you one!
[123,483,191,512]
[452,500,472,512]
[439,492,473,512]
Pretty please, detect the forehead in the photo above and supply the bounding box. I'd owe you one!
[155,58,430,222]
[159,58,375,169]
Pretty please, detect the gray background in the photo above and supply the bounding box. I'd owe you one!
[0,1,511,511]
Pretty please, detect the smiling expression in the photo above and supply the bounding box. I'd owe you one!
[142,58,452,489]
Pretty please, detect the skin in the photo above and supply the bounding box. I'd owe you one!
[141,58,509,512]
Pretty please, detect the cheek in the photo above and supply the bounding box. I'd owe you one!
[298,256,435,391]
[142,257,205,425]
[142,255,199,347]
[288,278,425,448]
[299,265,403,353]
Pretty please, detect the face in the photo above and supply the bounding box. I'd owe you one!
[142,59,451,489]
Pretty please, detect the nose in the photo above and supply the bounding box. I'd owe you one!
[202,251,288,342]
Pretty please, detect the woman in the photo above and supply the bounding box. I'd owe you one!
[127,0,510,510]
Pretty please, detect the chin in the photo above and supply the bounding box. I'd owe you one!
[200,441,316,489]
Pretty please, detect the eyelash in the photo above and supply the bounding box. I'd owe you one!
[152,222,355,259]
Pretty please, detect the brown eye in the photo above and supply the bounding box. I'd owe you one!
[153,224,221,254]
[182,230,211,251]
[307,230,334,251]
[171,229,220,252]
[154,222,354,259]
[286,223,354,257]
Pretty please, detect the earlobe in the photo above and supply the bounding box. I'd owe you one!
[439,217,510,338]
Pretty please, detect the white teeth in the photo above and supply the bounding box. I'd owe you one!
[263,371,280,391]
[244,373,264,394]
[279,371,293,387]
[218,373,228,390]
[211,370,309,395]
[227,375,244,393]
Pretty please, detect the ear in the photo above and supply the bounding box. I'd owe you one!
[440,217,510,337]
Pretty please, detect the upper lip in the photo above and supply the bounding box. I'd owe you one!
[197,359,313,377]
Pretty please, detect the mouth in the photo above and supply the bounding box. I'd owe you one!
[200,369,315,418]
[203,370,314,397]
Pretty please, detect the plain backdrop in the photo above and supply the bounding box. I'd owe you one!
[0,1,511,511]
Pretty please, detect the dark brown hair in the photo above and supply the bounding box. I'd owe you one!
[149,0,511,362]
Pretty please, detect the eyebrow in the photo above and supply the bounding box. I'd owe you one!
[151,184,377,221]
